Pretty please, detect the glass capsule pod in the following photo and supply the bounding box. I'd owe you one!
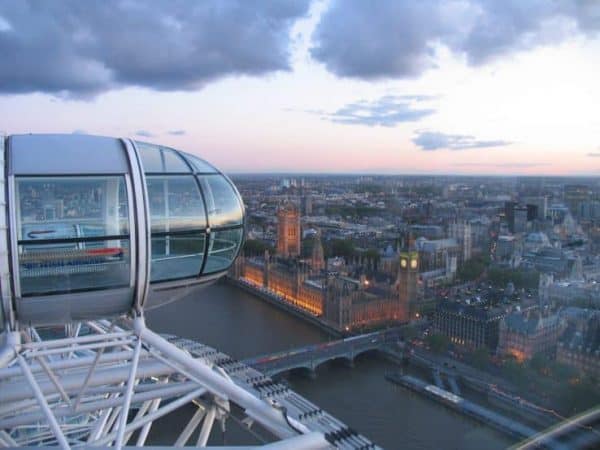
[0,134,245,329]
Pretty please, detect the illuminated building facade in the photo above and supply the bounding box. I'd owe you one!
[233,255,406,331]
[239,256,324,316]
[276,202,301,257]
[497,311,565,361]
[325,276,406,331]
[233,202,410,331]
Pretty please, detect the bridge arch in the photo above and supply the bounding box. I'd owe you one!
[288,366,318,379]
[352,347,381,361]
[312,355,355,371]
[278,347,382,375]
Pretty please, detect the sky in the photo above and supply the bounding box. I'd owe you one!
[0,0,599,176]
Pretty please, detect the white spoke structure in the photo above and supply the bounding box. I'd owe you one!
[0,316,379,449]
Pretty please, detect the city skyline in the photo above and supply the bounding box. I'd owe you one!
[1,1,599,175]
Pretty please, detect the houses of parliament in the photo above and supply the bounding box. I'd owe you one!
[231,202,419,332]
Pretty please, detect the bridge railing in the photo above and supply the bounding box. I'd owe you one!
[246,327,404,370]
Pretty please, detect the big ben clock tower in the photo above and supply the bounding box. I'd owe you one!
[397,250,419,321]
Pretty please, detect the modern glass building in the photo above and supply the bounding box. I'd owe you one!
[0,134,244,329]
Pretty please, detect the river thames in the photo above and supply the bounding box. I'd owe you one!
[147,282,512,449]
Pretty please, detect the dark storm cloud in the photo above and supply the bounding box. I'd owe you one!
[311,0,600,79]
[413,131,511,151]
[0,0,310,96]
[320,95,435,127]
[168,130,186,136]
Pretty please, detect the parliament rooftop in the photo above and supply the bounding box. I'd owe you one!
[0,134,378,449]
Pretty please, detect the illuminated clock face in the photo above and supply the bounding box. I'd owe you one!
[410,258,418,269]
[400,258,407,268]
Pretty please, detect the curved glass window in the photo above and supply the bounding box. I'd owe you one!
[204,228,243,274]
[146,176,206,232]
[138,143,244,281]
[151,233,205,281]
[146,174,207,282]
[199,176,243,228]
[15,177,130,296]
[137,141,190,173]
[181,152,217,173]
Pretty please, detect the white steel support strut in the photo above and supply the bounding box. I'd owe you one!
[115,338,141,450]
[17,355,70,450]
[135,388,164,446]
[174,405,206,447]
[197,406,217,447]
[136,317,311,439]
[0,317,381,449]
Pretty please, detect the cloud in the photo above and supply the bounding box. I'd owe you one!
[167,129,186,136]
[311,0,600,79]
[0,15,11,32]
[0,0,310,97]
[454,162,548,168]
[135,130,155,138]
[317,95,436,127]
[587,152,600,157]
[413,131,511,151]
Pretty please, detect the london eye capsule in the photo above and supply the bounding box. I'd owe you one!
[0,134,245,329]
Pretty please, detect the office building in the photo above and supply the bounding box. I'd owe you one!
[564,184,590,219]
[433,301,505,350]
[449,220,472,262]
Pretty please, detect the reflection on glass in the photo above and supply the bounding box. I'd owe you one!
[136,141,190,173]
[16,176,131,296]
[182,152,217,173]
[199,176,243,228]
[19,240,130,295]
[204,228,243,273]
[17,177,129,240]
[150,234,205,281]
[146,176,206,232]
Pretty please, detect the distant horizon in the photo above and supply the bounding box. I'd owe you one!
[226,171,600,179]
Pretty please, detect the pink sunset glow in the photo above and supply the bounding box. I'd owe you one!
[0,1,599,176]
